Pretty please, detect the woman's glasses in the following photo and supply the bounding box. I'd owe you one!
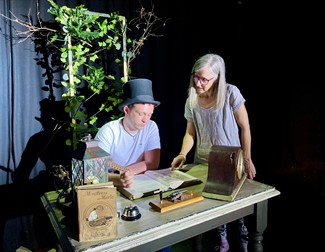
[193,74,214,86]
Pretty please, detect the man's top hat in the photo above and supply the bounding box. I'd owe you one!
[118,78,160,112]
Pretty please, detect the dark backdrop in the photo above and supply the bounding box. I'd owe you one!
[1,0,325,251]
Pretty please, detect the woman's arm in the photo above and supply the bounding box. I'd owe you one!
[171,121,196,169]
[235,104,256,179]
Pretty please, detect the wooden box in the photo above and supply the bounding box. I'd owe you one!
[202,145,246,201]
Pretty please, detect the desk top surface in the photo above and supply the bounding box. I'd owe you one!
[42,164,280,252]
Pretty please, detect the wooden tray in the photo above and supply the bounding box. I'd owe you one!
[149,191,204,213]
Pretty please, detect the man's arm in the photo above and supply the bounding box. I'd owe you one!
[127,148,161,174]
[108,148,160,188]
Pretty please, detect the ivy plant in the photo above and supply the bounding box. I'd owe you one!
[1,0,166,151]
[47,0,128,149]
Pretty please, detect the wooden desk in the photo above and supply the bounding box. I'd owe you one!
[41,164,280,252]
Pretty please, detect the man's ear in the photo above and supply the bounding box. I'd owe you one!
[123,106,129,114]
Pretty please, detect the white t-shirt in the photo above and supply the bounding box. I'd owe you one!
[95,118,160,167]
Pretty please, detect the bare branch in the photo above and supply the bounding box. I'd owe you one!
[127,4,169,65]
[0,10,57,43]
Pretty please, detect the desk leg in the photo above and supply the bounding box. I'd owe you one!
[251,200,268,252]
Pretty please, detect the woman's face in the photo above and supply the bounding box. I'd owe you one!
[192,67,215,94]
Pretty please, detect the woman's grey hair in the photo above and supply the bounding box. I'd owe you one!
[188,53,227,110]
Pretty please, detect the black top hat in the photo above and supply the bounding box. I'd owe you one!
[118,78,160,112]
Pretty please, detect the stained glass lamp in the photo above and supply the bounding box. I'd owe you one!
[71,135,110,186]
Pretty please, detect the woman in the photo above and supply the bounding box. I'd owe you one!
[171,53,256,252]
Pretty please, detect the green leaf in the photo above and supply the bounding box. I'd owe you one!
[115,43,121,50]
[90,55,98,62]
[63,73,69,81]
[65,139,72,146]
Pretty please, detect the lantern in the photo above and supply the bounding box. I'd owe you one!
[71,135,110,186]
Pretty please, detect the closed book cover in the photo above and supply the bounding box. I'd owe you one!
[76,182,117,242]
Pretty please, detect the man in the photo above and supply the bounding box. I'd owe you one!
[95,78,161,188]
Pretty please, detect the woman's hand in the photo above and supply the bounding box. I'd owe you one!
[171,154,186,170]
[244,159,256,179]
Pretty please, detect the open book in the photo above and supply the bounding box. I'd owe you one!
[117,168,203,200]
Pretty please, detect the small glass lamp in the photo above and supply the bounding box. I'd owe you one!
[71,134,110,186]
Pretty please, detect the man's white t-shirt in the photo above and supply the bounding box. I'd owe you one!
[95,118,160,168]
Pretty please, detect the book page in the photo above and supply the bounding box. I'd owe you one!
[119,174,169,200]
[118,168,202,200]
[145,168,200,189]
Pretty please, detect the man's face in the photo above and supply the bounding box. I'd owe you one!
[125,103,155,130]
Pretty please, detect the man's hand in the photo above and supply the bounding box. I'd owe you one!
[120,170,136,188]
